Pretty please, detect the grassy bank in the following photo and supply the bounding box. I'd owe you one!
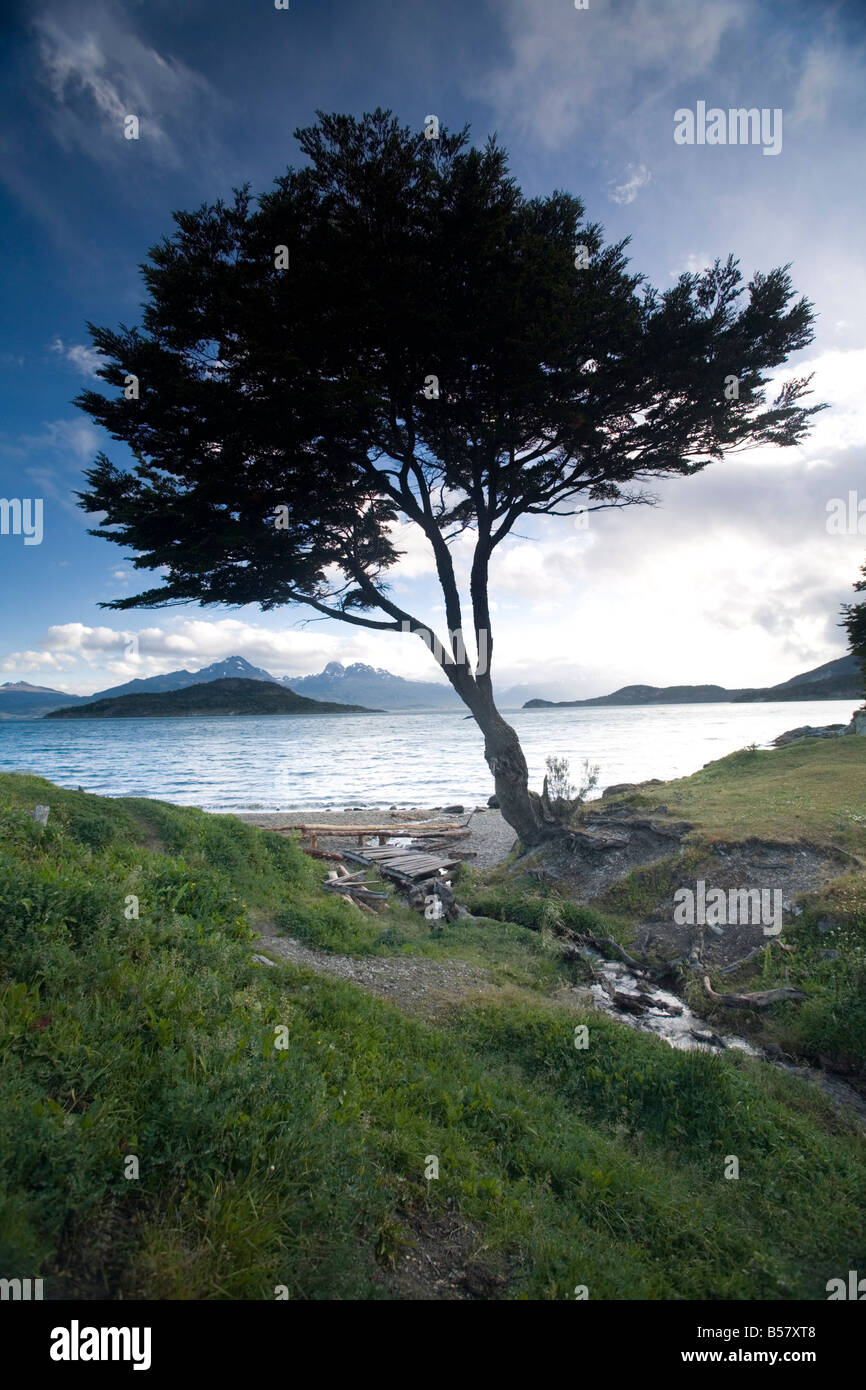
[465,739,866,1075]
[1,765,865,1299]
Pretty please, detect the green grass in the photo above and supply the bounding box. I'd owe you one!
[1,770,865,1299]
[640,737,866,853]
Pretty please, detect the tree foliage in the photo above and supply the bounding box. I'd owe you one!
[73,109,827,840]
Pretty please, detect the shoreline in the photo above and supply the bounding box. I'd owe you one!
[233,804,518,869]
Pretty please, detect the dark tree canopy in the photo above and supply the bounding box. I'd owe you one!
[75,108,826,843]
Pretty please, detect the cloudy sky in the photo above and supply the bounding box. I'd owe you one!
[1,0,864,699]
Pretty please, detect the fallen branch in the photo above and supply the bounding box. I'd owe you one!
[702,976,807,1010]
[324,880,387,898]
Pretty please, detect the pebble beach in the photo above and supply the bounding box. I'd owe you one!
[233,804,517,869]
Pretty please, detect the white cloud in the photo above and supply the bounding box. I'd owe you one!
[387,521,437,579]
[475,0,744,148]
[33,3,218,169]
[737,346,866,462]
[50,336,101,376]
[0,650,77,673]
[608,163,651,205]
[0,417,100,465]
[669,251,713,278]
[788,40,865,131]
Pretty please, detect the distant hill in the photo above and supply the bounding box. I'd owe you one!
[44,678,380,719]
[282,661,462,710]
[86,655,465,710]
[1,655,467,716]
[0,656,280,720]
[523,655,862,708]
[0,684,85,718]
[704,654,860,704]
[524,683,743,708]
[750,650,861,695]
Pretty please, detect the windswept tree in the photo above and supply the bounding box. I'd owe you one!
[75,109,825,845]
[842,560,866,695]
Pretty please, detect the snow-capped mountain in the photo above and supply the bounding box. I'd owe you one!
[280,661,461,710]
[86,655,277,703]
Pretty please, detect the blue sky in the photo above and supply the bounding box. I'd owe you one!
[1,0,865,698]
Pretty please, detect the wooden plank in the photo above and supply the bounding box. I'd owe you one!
[342,845,458,881]
[405,852,457,864]
[271,823,462,836]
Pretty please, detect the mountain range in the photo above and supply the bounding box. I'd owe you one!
[0,651,861,718]
[0,656,464,718]
[284,660,462,709]
[522,654,861,708]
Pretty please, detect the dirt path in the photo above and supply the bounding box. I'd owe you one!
[252,922,493,1016]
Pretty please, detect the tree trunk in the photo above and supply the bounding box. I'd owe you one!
[430,631,560,849]
[470,699,560,848]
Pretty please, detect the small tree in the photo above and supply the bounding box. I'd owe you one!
[841,559,866,699]
[542,755,599,826]
[74,109,826,846]
[544,756,576,802]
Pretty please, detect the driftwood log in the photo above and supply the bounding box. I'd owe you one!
[702,976,807,1009]
[274,822,464,849]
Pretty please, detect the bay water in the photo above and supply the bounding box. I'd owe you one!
[0,699,858,811]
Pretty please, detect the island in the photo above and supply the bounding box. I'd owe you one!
[43,677,381,719]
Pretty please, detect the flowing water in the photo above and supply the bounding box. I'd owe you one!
[580,949,760,1054]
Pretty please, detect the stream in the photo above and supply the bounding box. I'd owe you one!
[578,948,866,1128]
[581,949,759,1054]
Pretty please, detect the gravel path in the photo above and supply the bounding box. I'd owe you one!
[234,805,517,870]
[252,930,492,1013]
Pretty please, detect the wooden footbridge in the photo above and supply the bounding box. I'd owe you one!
[269,820,468,883]
[343,842,460,883]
